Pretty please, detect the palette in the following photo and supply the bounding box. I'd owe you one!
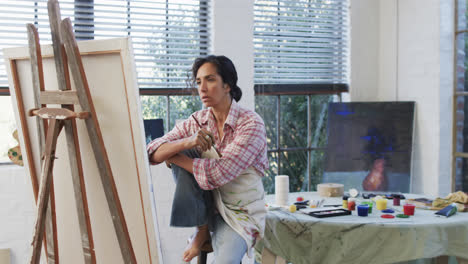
[305,208,351,218]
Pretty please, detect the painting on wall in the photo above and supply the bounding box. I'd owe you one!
[323,102,415,193]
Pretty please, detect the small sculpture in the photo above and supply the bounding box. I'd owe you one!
[362,158,387,191]
[8,130,23,166]
[360,126,392,191]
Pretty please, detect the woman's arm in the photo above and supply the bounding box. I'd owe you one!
[150,139,192,164]
[166,153,194,173]
[150,128,214,164]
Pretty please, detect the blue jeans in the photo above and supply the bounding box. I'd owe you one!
[170,149,247,263]
[211,214,247,264]
[170,149,213,227]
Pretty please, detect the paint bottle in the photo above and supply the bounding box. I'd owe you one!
[342,196,349,209]
[403,203,415,216]
[376,199,387,210]
[348,199,356,211]
[357,204,369,216]
[362,201,373,213]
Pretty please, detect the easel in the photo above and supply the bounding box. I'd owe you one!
[27,0,136,263]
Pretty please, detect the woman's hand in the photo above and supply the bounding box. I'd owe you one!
[188,129,215,152]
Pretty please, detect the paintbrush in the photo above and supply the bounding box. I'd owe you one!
[191,115,222,157]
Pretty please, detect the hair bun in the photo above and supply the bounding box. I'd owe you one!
[231,85,242,102]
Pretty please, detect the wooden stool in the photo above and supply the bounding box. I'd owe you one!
[197,241,213,264]
[197,241,242,264]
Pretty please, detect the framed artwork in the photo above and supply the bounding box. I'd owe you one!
[323,102,415,193]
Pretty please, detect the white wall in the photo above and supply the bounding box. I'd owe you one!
[378,0,398,101]
[350,0,454,196]
[0,166,35,264]
[211,0,255,111]
[349,0,380,101]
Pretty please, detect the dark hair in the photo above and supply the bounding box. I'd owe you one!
[191,55,242,102]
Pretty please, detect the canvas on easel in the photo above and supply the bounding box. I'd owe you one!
[4,36,161,263]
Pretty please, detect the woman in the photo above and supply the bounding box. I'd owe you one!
[147,55,268,263]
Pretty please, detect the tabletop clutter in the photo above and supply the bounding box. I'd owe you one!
[270,177,468,219]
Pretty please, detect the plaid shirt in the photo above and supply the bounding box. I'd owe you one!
[147,100,268,190]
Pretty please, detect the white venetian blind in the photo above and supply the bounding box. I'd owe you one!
[253,0,348,85]
[0,0,210,89]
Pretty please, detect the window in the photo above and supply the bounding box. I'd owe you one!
[140,94,202,133]
[0,0,210,88]
[253,0,349,193]
[0,0,210,161]
[453,0,468,192]
[254,0,348,85]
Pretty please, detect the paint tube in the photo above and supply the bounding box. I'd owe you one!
[435,203,458,217]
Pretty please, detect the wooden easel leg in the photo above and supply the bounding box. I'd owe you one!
[43,198,57,263]
[64,119,96,263]
[27,22,59,264]
[47,1,96,262]
[29,119,64,264]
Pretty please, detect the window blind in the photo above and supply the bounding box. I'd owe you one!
[0,0,210,89]
[253,0,348,85]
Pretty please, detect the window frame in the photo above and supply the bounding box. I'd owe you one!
[452,0,468,192]
[255,86,346,192]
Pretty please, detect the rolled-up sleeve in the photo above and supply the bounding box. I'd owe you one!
[193,119,267,190]
[146,120,190,165]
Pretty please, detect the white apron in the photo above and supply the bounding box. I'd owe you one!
[202,149,267,256]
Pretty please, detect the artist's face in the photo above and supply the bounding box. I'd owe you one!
[196,62,231,108]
